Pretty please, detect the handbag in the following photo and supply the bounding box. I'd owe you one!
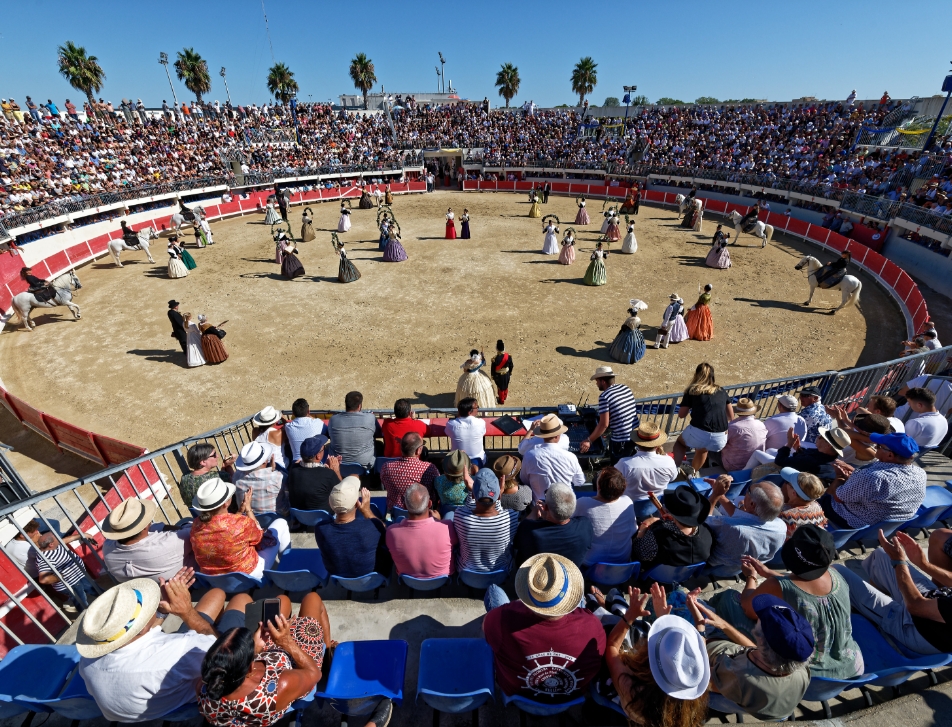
[256,529,278,551]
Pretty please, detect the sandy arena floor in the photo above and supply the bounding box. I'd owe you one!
[0,191,904,462]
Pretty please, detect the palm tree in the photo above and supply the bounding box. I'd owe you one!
[570,57,598,107]
[174,48,211,102]
[349,53,377,110]
[495,63,520,108]
[267,63,299,105]
[56,41,105,111]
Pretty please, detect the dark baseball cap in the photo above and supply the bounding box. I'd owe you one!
[753,594,815,663]
[799,386,822,398]
[300,435,329,460]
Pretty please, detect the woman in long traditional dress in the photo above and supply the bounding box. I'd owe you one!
[541,220,559,255]
[167,238,189,278]
[192,220,208,248]
[277,234,305,280]
[705,237,731,269]
[600,209,613,234]
[621,220,638,254]
[336,243,361,283]
[300,208,316,242]
[337,203,351,232]
[528,191,542,218]
[378,217,391,250]
[584,242,608,286]
[605,213,621,242]
[668,295,690,343]
[384,185,394,205]
[680,198,698,228]
[558,229,576,265]
[685,284,714,341]
[609,304,647,364]
[692,199,704,232]
[263,200,281,225]
[455,350,496,409]
[358,189,374,209]
[197,314,229,364]
[445,208,457,239]
[460,209,471,239]
[184,313,206,367]
[574,196,590,225]
[382,229,408,262]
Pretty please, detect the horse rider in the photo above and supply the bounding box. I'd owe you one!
[813,250,851,289]
[19,267,56,303]
[178,200,195,221]
[739,200,762,233]
[119,220,140,248]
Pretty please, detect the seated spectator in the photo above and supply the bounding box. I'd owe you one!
[632,485,714,573]
[575,467,635,566]
[433,450,470,515]
[381,398,427,457]
[327,391,380,468]
[78,571,241,723]
[314,477,391,579]
[452,469,513,573]
[35,531,97,611]
[514,483,594,567]
[444,397,486,465]
[705,477,786,577]
[820,432,926,529]
[494,454,533,513]
[711,525,864,678]
[720,398,767,472]
[616,421,678,520]
[233,442,288,518]
[520,414,585,499]
[282,398,324,463]
[763,395,807,450]
[6,519,41,577]
[250,406,288,471]
[867,394,905,433]
[798,387,834,446]
[773,425,849,478]
[692,593,812,721]
[190,478,291,577]
[600,583,708,725]
[178,443,235,507]
[484,553,606,703]
[518,418,570,455]
[381,432,438,512]
[836,529,952,655]
[896,374,952,420]
[385,483,457,578]
[826,408,891,466]
[777,468,827,538]
[198,592,343,727]
[287,435,341,513]
[903,387,949,449]
[102,497,193,582]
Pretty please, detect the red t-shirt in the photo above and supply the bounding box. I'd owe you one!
[483,601,606,702]
[380,418,428,457]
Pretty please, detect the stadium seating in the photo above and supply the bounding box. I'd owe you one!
[331,572,390,599]
[289,507,333,527]
[850,613,951,694]
[194,570,264,594]
[0,644,81,720]
[417,638,495,722]
[586,561,641,588]
[643,562,707,588]
[264,548,330,591]
[315,640,408,718]
[399,574,450,596]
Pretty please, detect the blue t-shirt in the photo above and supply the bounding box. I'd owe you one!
[314,516,386,578]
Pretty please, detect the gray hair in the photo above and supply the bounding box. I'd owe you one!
[752,621,808,676]
[749,482,783,521]
[545,483,577,521]
[405,483,430,516]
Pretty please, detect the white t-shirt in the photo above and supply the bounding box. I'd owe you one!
[887,416,905,433]
[518,434,569,456]
[79,626,216,722]
[904,411,949,449]
[444,416,487,461]
[896,376,952,419]
[575,495,636,565]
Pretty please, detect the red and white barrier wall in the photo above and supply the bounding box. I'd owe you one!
[462,181,931,338]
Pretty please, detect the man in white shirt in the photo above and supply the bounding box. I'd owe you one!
[444,397,487,465]
[520,414,585,499]
[867,395,905,433]
[283,398,325,462]
[896,375,952,420]
[903,387,949,449]
[763,395,807,450]
[518,417,570,456]
[615,421,678,519]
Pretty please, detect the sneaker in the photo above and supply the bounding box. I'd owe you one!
[61,602,79,616]
[368,698,393,727]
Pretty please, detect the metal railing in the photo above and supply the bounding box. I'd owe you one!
[839,192,902,221]
[896,203,952,236]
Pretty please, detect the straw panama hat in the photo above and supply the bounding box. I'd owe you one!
[101,498,158,540]
[251,406,281,428]
[76,578,161,657]
[527,413,568,439]
[590,365,616,380]
[734,398,760,416]
[648,614,711,699]
[515,553,584,618]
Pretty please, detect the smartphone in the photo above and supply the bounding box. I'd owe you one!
[262,598,281,626]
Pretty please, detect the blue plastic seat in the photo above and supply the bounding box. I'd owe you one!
[13,667,102,723]
[255,511,280,529]
[800,673,876,719]
[289,686,317,727]
[727,468,754,482]
[400,574,450,596]
[826,524,862,551]
[194,570,264,594]
[158,702,201,723]
[459,567,509,591]
[589,682,626,717]
[708,692,790,721]
[373,457,400,474]
[0,645,81,719]
[901,486,952,533]
[502,692,585,718]
[847,520,906,553]
[586,561,641,587]
[417,638,495,720]
[370,497,387,519]
[849,613,951,692]
[643,561,706,588]
[330,572,389,599]
[316,640,408,717]
[264,548,329,591]
[289,507,333,527]
[340,462,368,478]
[390,507,409,523]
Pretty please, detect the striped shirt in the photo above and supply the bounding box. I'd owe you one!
[598,384,639,442]
[35,545,89,592]
[452,505,513,573]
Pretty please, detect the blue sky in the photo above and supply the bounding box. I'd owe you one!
[3,0,951,108]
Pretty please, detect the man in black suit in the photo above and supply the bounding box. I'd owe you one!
[168,300,186,354]
[542,182,551,204]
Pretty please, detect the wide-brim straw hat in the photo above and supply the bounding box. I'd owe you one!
[442,449,470,477]
[515,553,585,618]
[632,421,664,448]
[590,365,616,381]
[734,398,760,416]
[252,406,281,428]
[527,413,568,439]
[817,426,851,456]
[102,498,158,540]
[76,578,161,657]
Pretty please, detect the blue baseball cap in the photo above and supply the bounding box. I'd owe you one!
[472,468,500,502]
[300,434,329,460]
[869,432,919,459]
[752,594,815,663]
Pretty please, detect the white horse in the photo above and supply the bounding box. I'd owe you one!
[108,226,159,266]
[727,210,774,248]
[674,193,693,216]
[794,255,862,313]
[169,204,206,231]
[10,270,82,330]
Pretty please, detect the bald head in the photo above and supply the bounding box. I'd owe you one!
[401,432,424,458]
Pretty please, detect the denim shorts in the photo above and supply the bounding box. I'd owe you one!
[680,425,728,452]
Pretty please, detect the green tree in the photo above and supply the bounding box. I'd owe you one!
[349,53,377,110]
[630,94,649,106]
[657,97,685,105]
[603,96,620,107]
[56,41,105,111]
[695,96,719,104]
[267,62,299,104]
[174,48,211,102]
[570,57,598,106]
[494,63,520,108]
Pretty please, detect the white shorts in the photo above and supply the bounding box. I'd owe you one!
[680,425,728,452]
[249,518,291,579]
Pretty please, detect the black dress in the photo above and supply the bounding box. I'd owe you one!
[281,247,305,279]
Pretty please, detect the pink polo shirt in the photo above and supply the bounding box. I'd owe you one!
[385,517,458,578]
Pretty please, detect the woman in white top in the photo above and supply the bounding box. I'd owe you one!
[184,313,206,368]
[575,467,635,566]
[541,220,559,255]
[445,208,457,239]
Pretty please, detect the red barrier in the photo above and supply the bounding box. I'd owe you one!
[551,183,571,194]
[93,433,147,466]
[844,240,868,264]
[893,270,915,303]
[3,392,56,443]
[42,413,106,465]
[43,251,71,277]
[88,235,110,254]
[880,261,902,288]
[66,242,93,265]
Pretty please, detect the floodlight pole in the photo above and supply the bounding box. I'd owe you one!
[438,52,446,94]
[159,52,179,110]
[623,85,637,120]
[220,67,232,105]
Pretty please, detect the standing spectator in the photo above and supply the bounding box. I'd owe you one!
[6,519,41,577]
[65,99,78,120]
[232,442,288,518]
[385,483,457,578]
[673,363,734,478]
[178,443,236,509]
[381,398,428,457]
[902,387,949,449]
[798,387,834,446]
[25,97,40,122]
[283,398,325,463]
[513,483,594,567]
[777,468,827,538]
[616,421,679,519]
[575,467,635,566]
[520,414,585,499]
[102,498,193,582]
[314,477,390,579]
[380,432,438,512]
[579,366,640,464]
[720,398,768,472]
[287,435,341,513]
[705,477,786,577]
[327,391,381,468]
[452,469,513,573]
[445,397,487,465]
